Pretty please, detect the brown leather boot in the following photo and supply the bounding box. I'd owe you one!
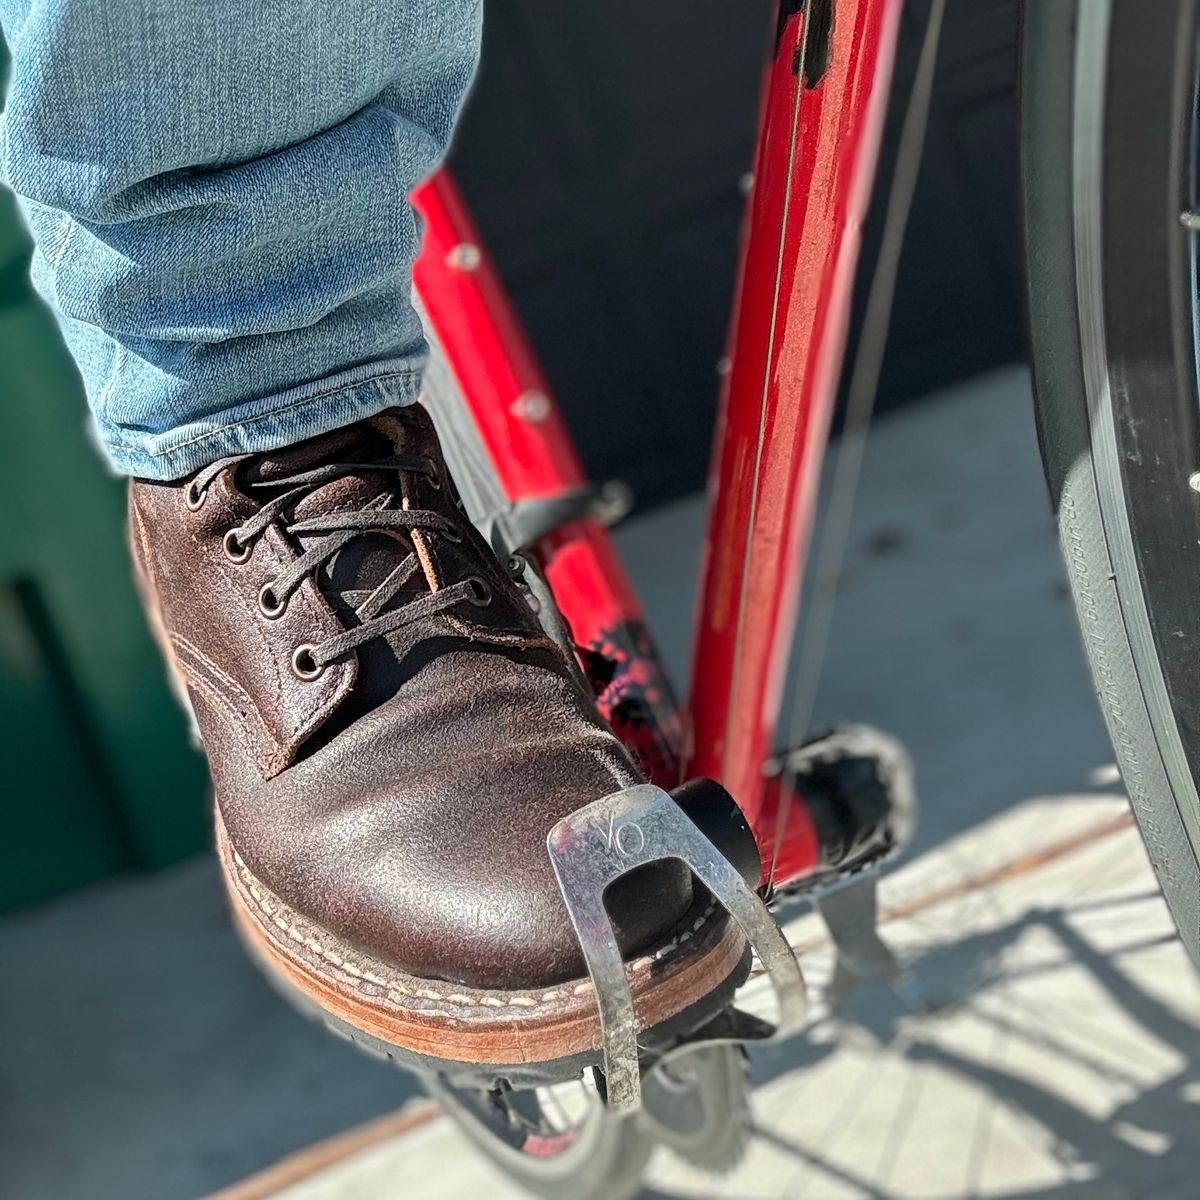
[129,404,745,1078]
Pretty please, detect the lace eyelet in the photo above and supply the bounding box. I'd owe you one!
[291,643,325,680]
[443,525,463,544]
[223,529,252,564]
[466,576,492,607]
[258,583,287,619]
[184,480,208,511]
[424,459,443,490]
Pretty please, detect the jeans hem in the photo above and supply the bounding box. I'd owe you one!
[94,359,425,480]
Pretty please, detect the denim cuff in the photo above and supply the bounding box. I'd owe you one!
[93,358,425,480]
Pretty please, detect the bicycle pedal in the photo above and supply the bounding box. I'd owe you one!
[546,783,807,1115]
[767,724,917,902]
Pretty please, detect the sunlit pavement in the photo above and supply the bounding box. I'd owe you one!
[6,367,1198,1199]
[261,792,1200,1200]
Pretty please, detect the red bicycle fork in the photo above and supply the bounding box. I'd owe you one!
[412,0,901,891]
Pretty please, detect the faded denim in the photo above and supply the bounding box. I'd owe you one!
[0,0,481,478]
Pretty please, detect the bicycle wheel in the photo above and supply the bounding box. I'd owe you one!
[426,1045,751,1199]
[1021,0,1200,965]
[426,1073,653,1200]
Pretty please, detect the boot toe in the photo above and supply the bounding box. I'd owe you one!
[222,654,695,989]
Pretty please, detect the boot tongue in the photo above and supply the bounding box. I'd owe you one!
[245,422,427,614]
[243,411,457,712]
[245,425,372,483]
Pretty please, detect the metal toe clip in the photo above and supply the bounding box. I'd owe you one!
[546,784,807,1114]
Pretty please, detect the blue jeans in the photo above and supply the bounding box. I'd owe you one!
[0,0,481,479]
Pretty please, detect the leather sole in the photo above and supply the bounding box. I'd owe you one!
[216,812,750,1084]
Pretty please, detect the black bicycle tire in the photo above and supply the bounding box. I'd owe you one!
[1021,0,1200,965]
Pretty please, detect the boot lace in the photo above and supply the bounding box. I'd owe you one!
[189,451,491,680]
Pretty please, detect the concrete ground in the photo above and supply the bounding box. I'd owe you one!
[252,794,1200,1200]
[4,365,1195,1199]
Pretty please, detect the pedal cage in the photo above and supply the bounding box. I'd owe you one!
[547,784,807,1114]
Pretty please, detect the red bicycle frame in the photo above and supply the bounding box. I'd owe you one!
[412,0,901,889]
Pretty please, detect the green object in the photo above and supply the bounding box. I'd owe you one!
[0,180,209,912]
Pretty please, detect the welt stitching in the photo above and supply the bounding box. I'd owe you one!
[232,848,719,1010]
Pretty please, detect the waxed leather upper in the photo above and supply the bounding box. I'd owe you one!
[129,405,693,987]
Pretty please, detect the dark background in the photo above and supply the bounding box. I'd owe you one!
[450,0,1022,507]
[0,0,1023,909]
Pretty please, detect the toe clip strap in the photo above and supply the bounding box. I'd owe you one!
[546,784,807,1114]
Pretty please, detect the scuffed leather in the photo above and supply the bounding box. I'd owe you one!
[130,405,693,988]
